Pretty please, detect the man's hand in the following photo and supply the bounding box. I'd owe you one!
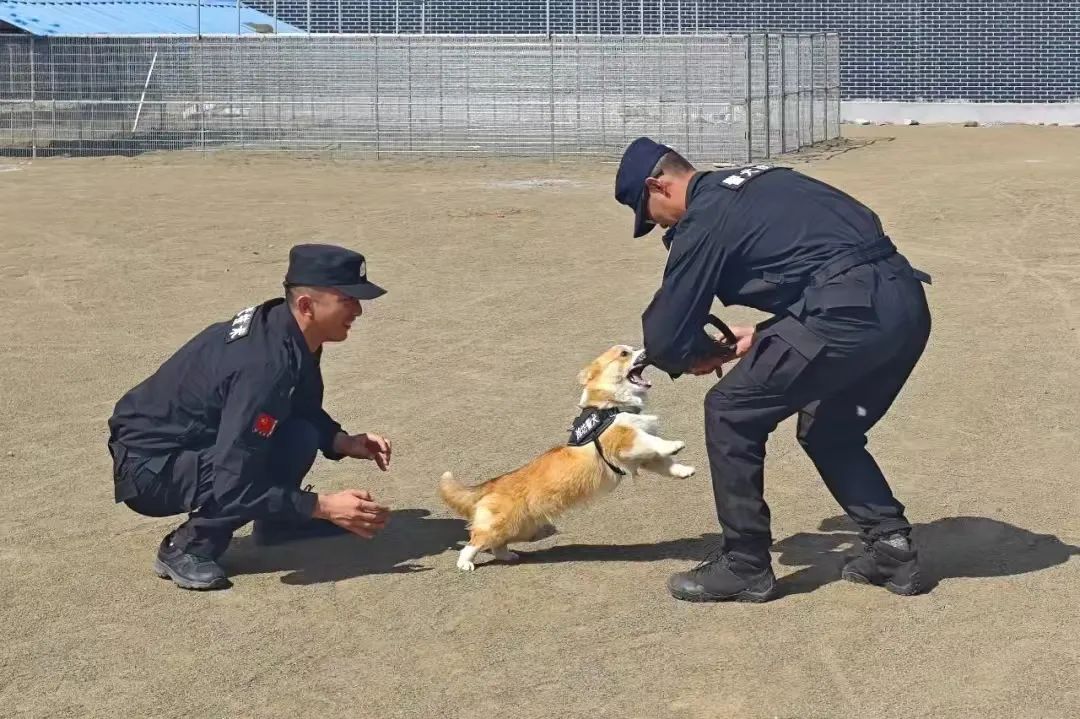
[312,489,390,539]
[728,325,756,359]
[334,432,393,470]
[686,325,757,378]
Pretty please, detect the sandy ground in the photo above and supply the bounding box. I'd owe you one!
[1,126,1079,718]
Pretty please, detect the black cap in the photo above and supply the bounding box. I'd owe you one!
[284,243,387,300]
[614,136,672,238]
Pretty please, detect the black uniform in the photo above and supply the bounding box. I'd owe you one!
[107,298,348,558]
[640,165,932,569]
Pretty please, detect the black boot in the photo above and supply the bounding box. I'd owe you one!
[842,532,923,595]
[252,517,350,546]
[153,534,230,590]
[667,551,777,603]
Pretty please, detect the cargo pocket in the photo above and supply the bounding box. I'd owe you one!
[805,282,875,320]
[122,454,175,516]
[745,317,825,393]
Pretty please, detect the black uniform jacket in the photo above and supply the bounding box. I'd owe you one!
[108,298,346,519]
[641,165,903,376]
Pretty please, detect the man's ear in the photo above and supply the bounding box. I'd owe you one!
[295,293,315,316]
[645,175,673,198]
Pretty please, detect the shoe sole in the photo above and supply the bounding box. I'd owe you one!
[841,568,921,596]
[153,558,231,591]
[668,584,777,603]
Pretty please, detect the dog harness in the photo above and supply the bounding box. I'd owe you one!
[567,407,627,476]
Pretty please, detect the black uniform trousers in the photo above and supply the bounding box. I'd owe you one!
[704,253,931,568]
[111,419,320,559]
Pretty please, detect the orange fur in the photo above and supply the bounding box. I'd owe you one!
[440,344,695,571]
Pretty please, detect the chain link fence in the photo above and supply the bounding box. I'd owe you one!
[0,32,839,161]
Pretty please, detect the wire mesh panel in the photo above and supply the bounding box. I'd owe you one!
[0,32,839,161]
[248,0,751,37]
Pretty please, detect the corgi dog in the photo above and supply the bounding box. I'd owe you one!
[439,344,695,571]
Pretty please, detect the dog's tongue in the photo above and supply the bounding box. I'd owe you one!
[628,364,651,388]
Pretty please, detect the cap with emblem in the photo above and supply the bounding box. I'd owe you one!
[284,243,387,300]
[614,136,673,238]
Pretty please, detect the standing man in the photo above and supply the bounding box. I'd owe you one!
[108,244,393,591]
[615,137,933,603]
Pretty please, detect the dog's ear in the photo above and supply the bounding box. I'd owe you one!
[577,365,597,386]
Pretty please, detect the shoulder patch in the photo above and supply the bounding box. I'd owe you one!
[719,164,778,189]
[226,305,257,343]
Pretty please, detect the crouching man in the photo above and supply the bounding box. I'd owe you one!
[107,244,393,590]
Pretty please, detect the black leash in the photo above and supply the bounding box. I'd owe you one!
[634,313,740,378]
[704,313,739,355]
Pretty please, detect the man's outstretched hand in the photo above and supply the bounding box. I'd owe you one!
[312,489,390,538]
[334,432,393,470]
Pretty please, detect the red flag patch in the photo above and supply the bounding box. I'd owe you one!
[253,413,278,438]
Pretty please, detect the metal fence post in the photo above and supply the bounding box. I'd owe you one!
[763,33,770,158]
[374,35,380,158]
[29,36,35,159]
[809,33,816,144]
[796,34,803,149]
[779,33,785,153]
[236,0,240,36]
[824,34,830,140]
[745,34,751,162]
[549,33,556,160]
[835,33,842,138]
[407,36,413,150]
[682,32,690,154]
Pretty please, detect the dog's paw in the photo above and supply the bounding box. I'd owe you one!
[492,546,520,561]
[670,463,696,478]
[456,559,476,571]
[529,523,558,541]
[667,440,686,456]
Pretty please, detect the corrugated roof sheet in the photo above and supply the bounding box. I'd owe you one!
[0,0,304,36]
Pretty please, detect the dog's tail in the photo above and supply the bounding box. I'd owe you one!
[438,471,488,517]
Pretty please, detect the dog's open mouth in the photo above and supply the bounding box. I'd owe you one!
[627,363,652,388]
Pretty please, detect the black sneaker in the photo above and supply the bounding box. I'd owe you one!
[667,550,777,603]
[252,518,350,546]
[842,532,923,596]
[153,535,231,590]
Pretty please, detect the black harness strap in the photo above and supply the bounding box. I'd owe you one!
[592,437,626,476]
[567,407,627,476]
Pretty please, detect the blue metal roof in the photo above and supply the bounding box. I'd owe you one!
[0,0,304,36]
